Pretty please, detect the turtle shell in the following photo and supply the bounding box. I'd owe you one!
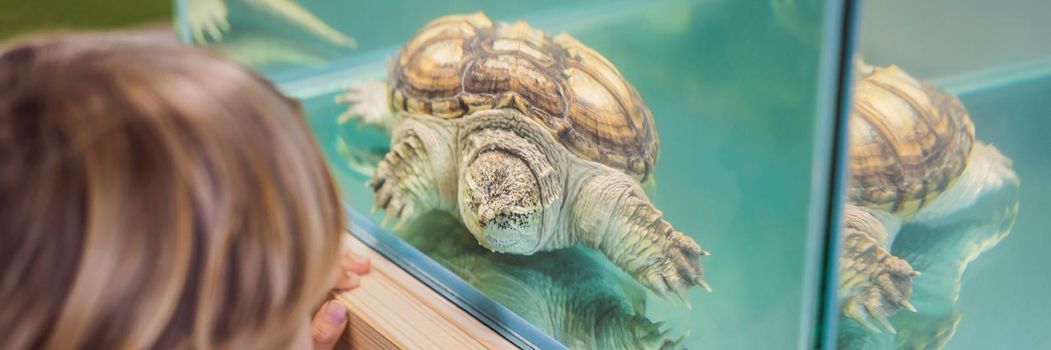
[848,63,975,215]
[387,12,658,181]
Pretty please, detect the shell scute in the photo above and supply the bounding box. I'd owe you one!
[389,12,658,181]
[849,64,975,215]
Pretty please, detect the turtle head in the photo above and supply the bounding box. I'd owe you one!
[459,150,544,254]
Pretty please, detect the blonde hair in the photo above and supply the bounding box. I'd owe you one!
[0,33,343,349]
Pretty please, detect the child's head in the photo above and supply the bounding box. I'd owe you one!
[0,33,343,349]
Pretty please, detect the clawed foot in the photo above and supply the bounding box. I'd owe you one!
[187,0,231,43]
[365,134,432,230]
[577,172,710,305]
[367,161,417,230]
[335,81,393,131]
[629,318,688,350]
[638,231,710,305]
[840,229,920,333]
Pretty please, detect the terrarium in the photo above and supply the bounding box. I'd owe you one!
[175,0,1051,348]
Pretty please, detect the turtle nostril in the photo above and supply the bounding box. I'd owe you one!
[478,205,496,227]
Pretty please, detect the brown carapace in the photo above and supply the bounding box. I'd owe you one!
[387,12,659,182]
[848,64,975,216]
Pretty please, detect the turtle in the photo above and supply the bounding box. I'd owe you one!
[336,12,709,299]
[838,192,1018,349]
[837,60,1019,336]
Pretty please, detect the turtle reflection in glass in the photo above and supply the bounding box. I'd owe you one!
[337,13,709,299]
[838,61,1019,338]
[401,213,686,349]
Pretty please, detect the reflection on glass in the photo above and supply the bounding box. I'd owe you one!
[245,0,834,348]
[181,0,355,69]
[400,213,685,349]
[770,0,824,47]
[185,0,354,46]
[332,14,705,349]
[836,61,1020,348]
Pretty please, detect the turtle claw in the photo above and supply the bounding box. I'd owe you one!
[854,315,881,334]
[673,288,692,310]
[611,200,708,302]
[376,180,415,230]
[901,300,918,313]
[574,162,708,305]
[366,132,437,231]
[636,239,708,305]
[843,291,898,334]
[392,204,415,231]
[839,228,919,334]
[876,314,896,334]
[653,289,673,304]
[695,277,713,293]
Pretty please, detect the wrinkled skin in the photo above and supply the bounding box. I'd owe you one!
[837,157,1020,348]
[837,62,1018,341]
[337,81,709,300]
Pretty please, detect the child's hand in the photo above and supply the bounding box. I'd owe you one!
[333,239,371,290]
[311,236,371,349]
[311,301,348,350]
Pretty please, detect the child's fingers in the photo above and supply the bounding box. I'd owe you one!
[332,271,361,291]
[340,233,372,275]
[341,251,371,275]
[311,301,348,350]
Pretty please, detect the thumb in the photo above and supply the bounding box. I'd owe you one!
[312,301,348,350]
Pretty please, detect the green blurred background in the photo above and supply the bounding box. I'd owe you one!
[0,0,170,41]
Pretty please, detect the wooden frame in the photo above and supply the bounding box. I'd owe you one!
[333,235,517,350]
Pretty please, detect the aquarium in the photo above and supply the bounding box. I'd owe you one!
[176,0,852,348]
[833,0,1051,349]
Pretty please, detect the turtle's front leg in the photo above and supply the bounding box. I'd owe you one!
[369,118,456,229]
[335,81,398,134]
[839,204,920,334]
[569,167,709,301]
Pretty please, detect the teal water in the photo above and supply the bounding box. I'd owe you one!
[833,69,1051,349]
[946,75,1051,350]
[844,0,1051,347]
[178,0,1051,348]
[186,0,838,348]
[279,1,832,348]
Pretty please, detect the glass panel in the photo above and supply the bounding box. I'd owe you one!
[179,0,851,348]
[835,0,1049,348]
